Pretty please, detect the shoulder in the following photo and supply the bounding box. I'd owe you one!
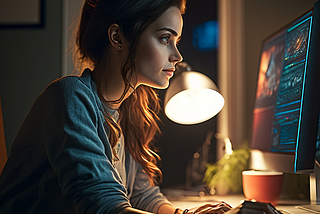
[33,69,102,118]
[46,70,92,96]
[41,69,96,103]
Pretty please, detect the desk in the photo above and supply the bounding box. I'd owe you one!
[166,193,314,213]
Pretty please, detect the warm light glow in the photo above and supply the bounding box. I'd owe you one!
[164,65,224,125]
[165,88,224,124]
[250,149,268,170]
[242,170,283,176]
[224,138,233,155]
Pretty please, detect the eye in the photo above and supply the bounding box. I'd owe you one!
[160,35,170,45]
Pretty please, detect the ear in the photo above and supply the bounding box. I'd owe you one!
[108,23,124,50]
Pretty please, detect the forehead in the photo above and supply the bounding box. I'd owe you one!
[147,6,183,35]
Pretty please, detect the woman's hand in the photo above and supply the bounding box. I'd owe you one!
[186,201,232,214]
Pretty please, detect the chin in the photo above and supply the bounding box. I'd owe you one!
[157,85,169,90]
[149,85,168,90]
[144,80,169,89]
[156,81,170,89]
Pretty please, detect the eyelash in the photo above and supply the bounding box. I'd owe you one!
[160,35,180,46]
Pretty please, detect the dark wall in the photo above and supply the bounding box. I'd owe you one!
[0,1,62,153]
[156,0,218,188]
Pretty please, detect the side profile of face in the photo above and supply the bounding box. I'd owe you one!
[134,6,183,89]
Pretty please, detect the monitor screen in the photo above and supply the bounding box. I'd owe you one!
[250,5,320,174]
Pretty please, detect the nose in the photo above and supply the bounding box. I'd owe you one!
[169,46,183,66]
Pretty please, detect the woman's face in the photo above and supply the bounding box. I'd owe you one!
[134,6,183,89]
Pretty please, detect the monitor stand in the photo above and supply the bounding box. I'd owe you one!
[296,162,320,212]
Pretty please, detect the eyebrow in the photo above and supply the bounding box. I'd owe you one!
[158,27,181,39]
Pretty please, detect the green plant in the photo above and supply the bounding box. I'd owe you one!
[203,143,250,194]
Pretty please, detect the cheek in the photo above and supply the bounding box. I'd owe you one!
[145,44,166,67]
[138,38,166,66]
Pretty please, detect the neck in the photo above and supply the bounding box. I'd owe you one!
[92,60,134,110]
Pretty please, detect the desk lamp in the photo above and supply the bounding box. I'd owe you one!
[164,62,224,125]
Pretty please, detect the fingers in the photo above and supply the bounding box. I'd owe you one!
[196,205,231,214]
[190,202,233,214]
[219,201,233,209]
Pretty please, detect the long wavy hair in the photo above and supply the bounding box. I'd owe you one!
[76,0,186,186]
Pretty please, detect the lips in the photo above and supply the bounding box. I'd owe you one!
[163,68,175,77]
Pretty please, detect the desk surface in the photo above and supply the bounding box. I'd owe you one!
[166,193,316,214]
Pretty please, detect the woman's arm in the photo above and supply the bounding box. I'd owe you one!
[120,204,176,214]
[158,203,176,214]
[43,77,131,213]
[120,207,155,214]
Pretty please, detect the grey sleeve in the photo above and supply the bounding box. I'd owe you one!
[129,164,172,213]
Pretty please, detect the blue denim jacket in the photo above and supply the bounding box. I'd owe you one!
[0,69,170,214]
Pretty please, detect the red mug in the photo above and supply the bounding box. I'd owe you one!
[242,170,284,206]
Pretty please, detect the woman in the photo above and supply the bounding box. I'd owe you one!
[0,0,232,213]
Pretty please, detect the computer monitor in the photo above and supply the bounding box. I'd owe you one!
[249,0,320,210]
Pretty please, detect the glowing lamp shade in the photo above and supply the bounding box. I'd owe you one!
[164,71,224,125]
